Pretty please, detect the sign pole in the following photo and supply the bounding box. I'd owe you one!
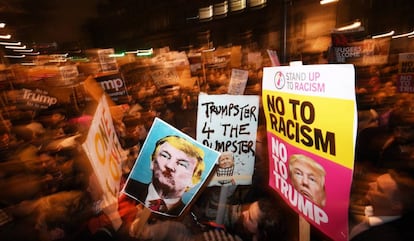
[215,185,230,224]
[299,216,310,241]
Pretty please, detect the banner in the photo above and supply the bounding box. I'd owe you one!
[197,94,259,186]
[262,64,357,241]
[329,33,390,66]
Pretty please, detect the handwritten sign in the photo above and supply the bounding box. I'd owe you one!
[197,94,259,186]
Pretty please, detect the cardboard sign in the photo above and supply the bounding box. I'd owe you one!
[95,72,129,104]
[397,52,414,93]
[82,95,124,208]
[197,94,259,186]
[262,64,357,241]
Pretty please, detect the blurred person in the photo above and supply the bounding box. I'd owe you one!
[161,108,177,127]
[357,109,379,133]
[123,135,205,216]
[369,81,398,128]
[1,190,94,241]
[349,169,414,241]
[0,139,89,205]
[222,198,287,241]
[289,154,326,207]
[129,198,287,241]
[0,168,56,205]
[368,76,382,93]
[122,121,147,149]
[77,172,138,241]
[0,144,57,204]
[379,101,414,169]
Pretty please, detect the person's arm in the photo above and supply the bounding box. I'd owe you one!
[130,211,193,241]
[101,194,122,231]
[86,195,123,241]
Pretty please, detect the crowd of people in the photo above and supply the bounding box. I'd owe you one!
[0,45,291,241]
[350,63,414,241]
[0,45,414,241]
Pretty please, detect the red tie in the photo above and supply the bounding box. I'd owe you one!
[149,199,167,212]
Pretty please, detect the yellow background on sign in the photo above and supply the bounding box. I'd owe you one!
[262,90,356,169]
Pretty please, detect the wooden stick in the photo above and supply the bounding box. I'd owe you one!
[299,215,310,241]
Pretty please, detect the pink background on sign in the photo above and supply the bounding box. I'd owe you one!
[267,132,352,241]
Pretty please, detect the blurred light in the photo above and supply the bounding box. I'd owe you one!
[0,41,21,46]
[137,53,152,57]
[14,48,34,53]
[24,52,40,56]
[320,0,338,5]
[68,57,89,62]
[199,5,213,21]
[0,23,5,28]
[186,16,199,21]
[4,54,25,58]
[125,50,138,54]
[5,45,27,49]
[335,21,362,32]
[109,53,125,58]
[202,47,216,52]
[249,0,266,8]
[230,0,246,12]
[213,1,228,17]
[0,34,12,39]
[21,62,36,66]
[372,30,394,39]
[392,30,414,39]
[137,48,153,56]
[48,59,67,63]
[50,53,69,58]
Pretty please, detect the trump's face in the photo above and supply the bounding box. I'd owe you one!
[218,152,234,168]
[151,142,197,198]
[290,161,325,206]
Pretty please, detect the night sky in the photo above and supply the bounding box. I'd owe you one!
[2,0,98,45]
[35,0,98,43]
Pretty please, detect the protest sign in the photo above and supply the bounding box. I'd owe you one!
[267,49,281,67]
[197,94,259,186]
[123,117,220,217]
[397,52,414,93]
[95,72,129,104]
[82,95,124,219]
[262,64,357,241]
[227,69,249,95]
